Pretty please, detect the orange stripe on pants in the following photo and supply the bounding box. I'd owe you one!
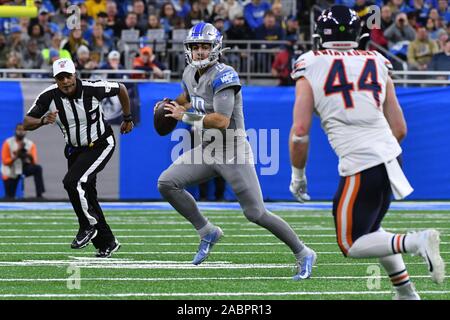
[346,174,360,248]
[337,177,350,255]
[396,234,402,253]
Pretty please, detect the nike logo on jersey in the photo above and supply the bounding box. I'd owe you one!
[227,156,236,164]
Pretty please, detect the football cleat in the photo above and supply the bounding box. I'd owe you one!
[192,227,224,265]
[71,225,97,249]
[293,249,317,280]
[392,292,421,300]
[393,283,421,300]
[95,239,121,258]
[415,229,445,284]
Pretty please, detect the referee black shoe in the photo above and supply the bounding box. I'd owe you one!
[71,225,97,249]
[95,239,121,258]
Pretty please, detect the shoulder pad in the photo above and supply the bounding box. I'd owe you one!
[291,51,315,81]
[212,65,241,94]
[372,50,393,71]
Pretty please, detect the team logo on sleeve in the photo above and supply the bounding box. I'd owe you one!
[104,81,111,93]
[294,59,306,71]
[220,71,236,84]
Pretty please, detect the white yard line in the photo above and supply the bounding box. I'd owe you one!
[0,234,343,239]
[0,291,448,298]
[1,214,449,221]
[0,241,449,246]
[0,251,449,255]
[0,220,448,226]
[0,275,438,282]
[0,233,448,239]
[0,261,445,268]
[0,242,337,246]
[3,227,450,233]
[0,228,333,232]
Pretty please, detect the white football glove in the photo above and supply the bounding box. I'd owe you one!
[289,166,311,203]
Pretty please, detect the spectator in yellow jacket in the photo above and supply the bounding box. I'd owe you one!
[407,26,440,70]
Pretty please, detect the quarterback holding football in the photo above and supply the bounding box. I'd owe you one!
[154,22,316,279]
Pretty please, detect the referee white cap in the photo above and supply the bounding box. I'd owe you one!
[53,58,76,77]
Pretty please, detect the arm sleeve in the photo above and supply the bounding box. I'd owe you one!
[27,89,53,119]
[213,88,235,118]
[29,143,38,164]
[181,80,190,102]
[92,80,120,100]
[291,52,313,81]
[244,5,259,30]
[212,67,241,94]
[2,141,13,166]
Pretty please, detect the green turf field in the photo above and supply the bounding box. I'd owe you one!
[0,209,448,300]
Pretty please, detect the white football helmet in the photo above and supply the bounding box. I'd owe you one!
[184,22,223,69]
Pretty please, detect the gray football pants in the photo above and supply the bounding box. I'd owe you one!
[157,139,305,255]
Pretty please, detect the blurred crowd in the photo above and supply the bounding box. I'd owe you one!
[336,0,450,75]
[0,0,448,82]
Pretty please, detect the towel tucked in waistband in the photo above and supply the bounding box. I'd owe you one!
[385,158,414,200]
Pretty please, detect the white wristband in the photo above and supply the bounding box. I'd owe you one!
[182,112,205,130]
[292,134,309,143]
[291,166,305,180]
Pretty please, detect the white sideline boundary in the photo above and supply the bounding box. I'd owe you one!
[0,251,449,255]
[0,275,439,282]
[0,241,449,246]
[1,201,450,212]
[0,260,446,269]
[0,291,449,298]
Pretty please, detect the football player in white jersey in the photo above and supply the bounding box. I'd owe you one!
[289,5,445,299]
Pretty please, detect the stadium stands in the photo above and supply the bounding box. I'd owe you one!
[0,0,448,83]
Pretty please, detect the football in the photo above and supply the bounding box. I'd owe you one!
[153,99,178,136]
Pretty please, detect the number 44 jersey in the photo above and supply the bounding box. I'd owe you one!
[291,49,402,177]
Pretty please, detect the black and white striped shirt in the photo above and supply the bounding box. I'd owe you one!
[27,79,120,147]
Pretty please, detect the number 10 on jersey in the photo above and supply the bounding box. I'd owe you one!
[191,96,206,114]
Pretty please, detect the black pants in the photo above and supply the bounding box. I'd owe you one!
[3,163,45,198]
[332,161,394,257]
[63,132,115,250]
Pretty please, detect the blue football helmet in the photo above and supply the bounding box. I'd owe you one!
[184,22,223,69]
[314,5,362,50]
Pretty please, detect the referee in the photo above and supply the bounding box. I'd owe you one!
[23,58,134,258]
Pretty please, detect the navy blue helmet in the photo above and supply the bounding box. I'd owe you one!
[314,5,362,50]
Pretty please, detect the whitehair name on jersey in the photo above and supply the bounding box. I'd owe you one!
[291,49,393,81]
